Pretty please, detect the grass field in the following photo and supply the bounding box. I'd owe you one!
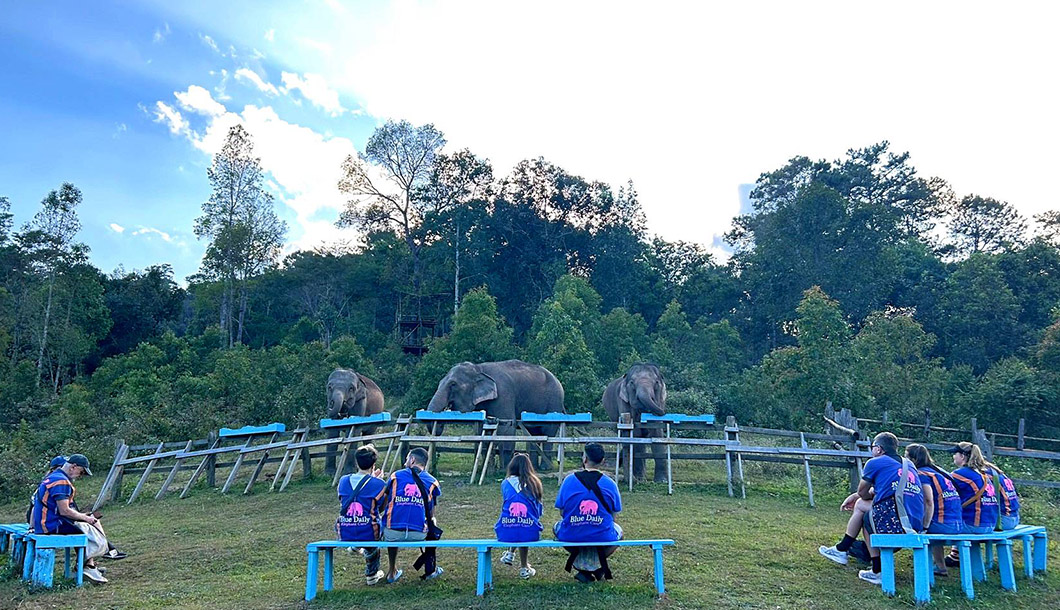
[1,457,1057,610]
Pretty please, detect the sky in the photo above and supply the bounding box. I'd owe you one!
[2,0,1058,283]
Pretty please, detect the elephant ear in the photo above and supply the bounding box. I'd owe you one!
[471,372,498,405]
[617,374,630,405]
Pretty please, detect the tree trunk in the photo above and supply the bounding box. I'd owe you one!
[236,279,248,345]
[453,217,460,316]
[35,271,56,387]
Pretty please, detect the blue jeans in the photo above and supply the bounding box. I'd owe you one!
[927,521,963,535]
[963,524,994,534]
[999,514,1020,531]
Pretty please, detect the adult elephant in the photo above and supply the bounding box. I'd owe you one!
[603,363,667,483]
[325,368,385,476]
[427,360,565,471]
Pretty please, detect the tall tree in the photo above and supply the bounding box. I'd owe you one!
[337,120,447,314]
[194,124,287,347]
[945,194,1026,256]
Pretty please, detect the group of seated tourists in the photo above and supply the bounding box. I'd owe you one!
[25,453,128,584]
[818,432,1022,585]
[335,442,623,585]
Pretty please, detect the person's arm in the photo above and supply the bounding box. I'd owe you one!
[840,492,860,510]
[857,478,874,502]
[56,498,97,525]
[921,482,934,529]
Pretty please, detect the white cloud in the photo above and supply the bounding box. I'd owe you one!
[153,22,170,44]
[152,101,188,135]
[297,37,332,56]
[112,123,127,139]
[280,72,345,116]
[264,29,275,42]
[109,223,125,233]
[153,86,362,252]
[133,227,175,243]
[235,68,279,96]
[175,85,227,116]
[199,33,221,54]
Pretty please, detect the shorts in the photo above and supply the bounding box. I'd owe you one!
[552,521,623,542]
[927,521,963,535]
[382,527,427,542]
[999,514,1020,531]
[863,498,908,535]
[963,524,994,535]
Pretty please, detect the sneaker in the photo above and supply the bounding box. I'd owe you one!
[102,549,128,560]
[424,566,445,581]
[83,567,109,584]
[574,570,595,584]
[97,566,107,575]
[858,569,882,586]
[386,569,403,584]
[944,555,960,568]
[366,570,385,586]
[500,550,515,566]
[519,566,536,580]
[819,545,848,566]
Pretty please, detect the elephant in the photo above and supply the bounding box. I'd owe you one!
[427,360,565,471]
[325,368,385,476]
[602,363,667,483]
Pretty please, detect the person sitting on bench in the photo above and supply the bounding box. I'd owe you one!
[906,443,963,575]
[554,442,623,583]
[944,441,1002,565]
[336,444,388,586]
[377,447,443,583]
[496,453,544,579]
[30,454,111,583]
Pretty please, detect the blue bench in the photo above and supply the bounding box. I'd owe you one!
[305,538,675,599]
[1,523,29,556]
[20,533,88,588]
[873,524,1048,603]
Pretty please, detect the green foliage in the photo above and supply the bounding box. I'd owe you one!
[937,254,1021,372]
[527,286,601,415]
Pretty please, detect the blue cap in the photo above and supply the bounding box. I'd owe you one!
[50,455,67,468]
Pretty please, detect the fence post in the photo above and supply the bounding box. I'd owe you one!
[1017,418,1025,451]
[205,431,218,488]
[971,417,978,439]
[973,427,992,461]
[923,409,931,440]
[882,410,889,427]
[111,438,125,502]
[302,444,313,480]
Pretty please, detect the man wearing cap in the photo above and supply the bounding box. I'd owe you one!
[554,442,624,583]
[30,454,110,583]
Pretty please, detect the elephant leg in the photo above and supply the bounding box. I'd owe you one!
[324,429,338,477]
[497,422,515,474]
[632,442,647,481]
[526,426,553,472]
[649,431,667,483]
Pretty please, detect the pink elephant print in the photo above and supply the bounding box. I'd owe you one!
[509,502,528,518]
[403,483,421,497]
[347,501,364,517]
[579,499,599,515]
[1004,478,1015,492]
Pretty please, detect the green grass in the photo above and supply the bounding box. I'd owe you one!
[1,458,1058,610]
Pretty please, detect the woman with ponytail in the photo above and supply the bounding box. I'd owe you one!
[982,458,1020,530]
[949,442,1000,535]
[495,453,545,579]
[906,444,963,575]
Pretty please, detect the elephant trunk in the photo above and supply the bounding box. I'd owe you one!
[635,384,665,416]
[328,389,346,418]
[427,390,448,413]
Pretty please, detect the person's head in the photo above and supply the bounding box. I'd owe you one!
[904,443,937,470]
[62,454,93,479]
[354,444,378,471]
[406,447,429,470]
[870,432,899,456]
[583,443,606,469]
[506,453,543,501]
[49,456,66,472]
[951,441,987,471]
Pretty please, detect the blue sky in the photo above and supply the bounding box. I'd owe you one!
[2,1,1058,282]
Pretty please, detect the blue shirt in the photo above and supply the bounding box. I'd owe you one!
[862,454,925,532]
[336,472,387,542]
[988,468,1020,517]
[555,470,622,542]
[951,467,1000,528]
[495,476,544,543]
[31,471,75,534]
[917,466,963,528]
[379,468,441,533]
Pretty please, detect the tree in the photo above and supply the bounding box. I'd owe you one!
[194,124,287,347]
[936,254,1020,372]
[337,120,447,312]
[527,299,600,415]
[945,195,1026,257]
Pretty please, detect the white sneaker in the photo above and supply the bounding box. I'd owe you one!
[500,551,515,566]
[858,569,882,585]
[366,570,385,586]
[818,545,848,566]
[83,567,109,584]
[519,565,536,580]
[425,566,445,581]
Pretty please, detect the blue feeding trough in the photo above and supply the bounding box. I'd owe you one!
[520,412,593,423]
[415,409,487,422]
[640,413,715,425]
[319,412,392,429]
[219,422,286,437]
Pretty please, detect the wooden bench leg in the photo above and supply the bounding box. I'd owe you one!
[486,547,494,591]
[912,544,932,603]
[476,547,488,596]
[984,541,994,570]
[32,548,55,588]
[957,541,974,600]
[997,539,1016,592]
[76,548,84,587]
[22,538,35,581]
[64,548,70,581]
[880,549,897,597]
[970,543,986,583]
[1033,532,1048,573]
[652,544,665,596]
[1020,535,1033,578]
[323,548,334,592]
[305,549,319,601]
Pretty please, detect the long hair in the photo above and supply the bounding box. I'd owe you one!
[955,441,989,472]
[506,453,543,502]
[905,443,946,476]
